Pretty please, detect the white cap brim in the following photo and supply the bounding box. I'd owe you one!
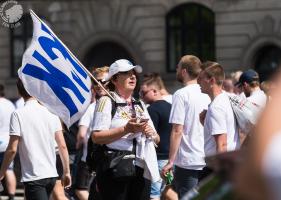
[104,65,142,81]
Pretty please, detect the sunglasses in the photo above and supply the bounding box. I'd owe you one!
[93,79,107,87]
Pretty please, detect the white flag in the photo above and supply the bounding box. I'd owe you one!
[18,10,92,128]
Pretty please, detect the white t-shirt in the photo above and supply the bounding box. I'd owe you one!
[0,97,15,152]
[247,89,267,109]
[162,94,173,104]
[15,97,24,109]
[169,84,210,170]
[10,100,62,182]
[78,102,96,162]
[91,93,156,167]
[204,92,240,156]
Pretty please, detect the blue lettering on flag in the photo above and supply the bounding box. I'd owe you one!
[39,23,89,92]
[21,20,92,117]
[22,50,85,117]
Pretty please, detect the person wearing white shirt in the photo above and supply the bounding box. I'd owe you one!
[198,62,240,157]
[75,66,109,200]
[235,69,267,110]
[91,59,160,200]
[15,97,24,109]
[0,84,17,200]
[235,69,266,145]
[235,71,281,200]
[0,79,71,200]
[162,55,210,199]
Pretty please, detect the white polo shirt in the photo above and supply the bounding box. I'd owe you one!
[204,92,240,156]
[0,97,15,152]
[78,102,96,162]
[10,99,62,182]
[169,84,210,170]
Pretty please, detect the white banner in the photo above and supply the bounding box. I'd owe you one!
[18,10,92,128]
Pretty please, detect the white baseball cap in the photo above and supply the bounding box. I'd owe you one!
[104,59,142,81]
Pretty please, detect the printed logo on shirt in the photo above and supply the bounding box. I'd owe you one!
[114,105,145,120]
[134,105,144,114]
[115,107,131,120]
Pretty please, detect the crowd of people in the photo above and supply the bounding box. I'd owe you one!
[0,54,278,200]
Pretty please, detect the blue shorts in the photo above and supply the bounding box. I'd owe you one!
[172,166,201,199]
[0,152,14,170]
[150,159,168,198]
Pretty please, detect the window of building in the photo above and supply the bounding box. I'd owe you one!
[10,14,33,77]
[83,41,134,69]
[83,41,139,97]
[255,45,281,81]
[166,3,215,72]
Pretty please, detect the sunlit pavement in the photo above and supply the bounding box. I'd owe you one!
[0,189,24,200]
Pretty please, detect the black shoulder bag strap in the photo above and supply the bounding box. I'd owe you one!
[131,100,139,155]
[110,97,127,119]
[110,94,144,119]
[109,96,144,153]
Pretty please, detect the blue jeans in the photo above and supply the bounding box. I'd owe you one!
[173,166,201,200]
[150,159,168,198]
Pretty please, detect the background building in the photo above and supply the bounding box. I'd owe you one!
[1,0,281,99]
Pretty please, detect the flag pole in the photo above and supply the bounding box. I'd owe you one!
[29,10,116,102]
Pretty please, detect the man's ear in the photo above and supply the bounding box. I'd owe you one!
[210,77,216,85]
[242,82,248,88]
[181,68,187,76]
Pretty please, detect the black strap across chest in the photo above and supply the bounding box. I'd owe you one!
[110,97,144,119]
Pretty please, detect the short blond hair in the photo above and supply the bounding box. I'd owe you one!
[201,61,220,70]
[93,66,109,77]
[142,73,165,90]
[203,62,225,86]
[179,55,202,79]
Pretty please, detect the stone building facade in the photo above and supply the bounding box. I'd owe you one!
[1,0,281,99]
